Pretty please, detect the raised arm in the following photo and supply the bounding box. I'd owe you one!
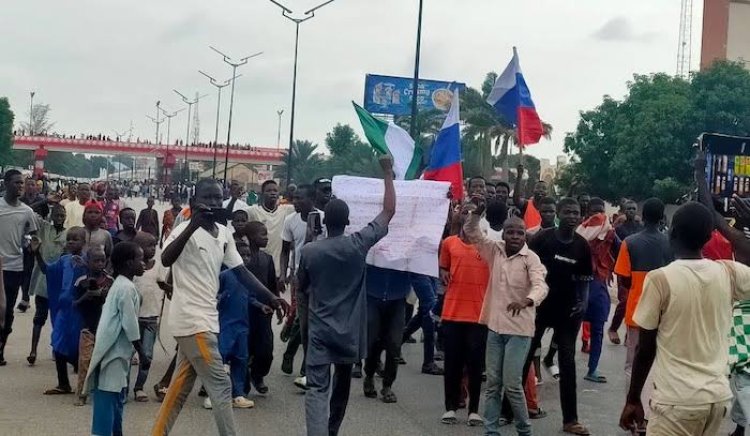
[373,155,396,228]
[463,203,496,260]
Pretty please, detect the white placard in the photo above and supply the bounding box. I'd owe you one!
[332,175,451,277]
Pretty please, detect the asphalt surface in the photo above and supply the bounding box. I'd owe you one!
[0,196,735,435]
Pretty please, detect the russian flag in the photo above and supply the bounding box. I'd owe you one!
[486,47,544,146]
[424,89,464,199]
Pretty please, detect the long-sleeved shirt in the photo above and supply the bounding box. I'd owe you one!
[464,213,548,337]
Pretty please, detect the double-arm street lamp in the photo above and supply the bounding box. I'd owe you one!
[173,90,207,181]
[199,70,242,178]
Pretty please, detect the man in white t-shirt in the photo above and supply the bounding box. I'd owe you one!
[222,180,250,213]
[64,182,92,228]
[0,170,38,365]
[246,180,294,284]
[620,202,750,435]
[152,178,287,436]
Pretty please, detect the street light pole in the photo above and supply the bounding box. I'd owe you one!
[160,107,185,184]
[269,0,336,187]
[276,109,284,149]
[209,46,262,186]
[199,70,241,178]
[174,90,207,182]
[29,91,35,135]
[410,0,424,140]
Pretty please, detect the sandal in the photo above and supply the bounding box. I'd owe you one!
[544,362,560,380]
[584,373,608,383]
[529,408,548,419]
[563,422,591,435]
[467,413,483,426]
[44,386,73,395]
[441,410,458,424]
[134,390,149,402]
[27,354,37,366]
[154,384,168,402]
[608,330,621,345]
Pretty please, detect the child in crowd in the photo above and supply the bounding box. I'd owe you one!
[241,221,279,395]
[231,210,249,241]
[27,204,68,366]
[83,202,113,257]
[31,227,88,395]
[216,241,258,409]
[73,246,113,405]
[132,232,163,402]
[83,242,145,436]
[113,208,138,245]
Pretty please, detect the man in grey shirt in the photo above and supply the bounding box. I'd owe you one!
[297,156,396,436]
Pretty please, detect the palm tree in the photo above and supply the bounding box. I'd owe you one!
[274,139,326,185]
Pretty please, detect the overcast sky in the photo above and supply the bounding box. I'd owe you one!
[1,0,703,162]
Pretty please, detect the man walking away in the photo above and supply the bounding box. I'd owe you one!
[299,156,395,436]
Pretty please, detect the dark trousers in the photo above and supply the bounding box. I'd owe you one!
[159,350,178,388]
[442,321,487,413]
[134,317,158,391]
[364,297,405,388]
[33,295,49,327]
[305,363,353,436]
[92,388,125,436]
[54,351,78,389]
[249,308,274,382]
[283,316,306,376]
[403,274,437,366]
[1,271,25,345]
[609,284,629,333]
[523,315,582,425]
[21,250,33,303]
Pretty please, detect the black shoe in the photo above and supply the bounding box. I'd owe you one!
[421,363,444,375]
[397,356,406,365]
[16,300,29,313]
[363,377,377,398]
[380,386,397,403]
[404,336,417,344]
[352,363,362,379]
[253,378,269,395]
[281,355,293,375]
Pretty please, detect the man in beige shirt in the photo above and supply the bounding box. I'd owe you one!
[465,204,548,436]
[620,202,750,435]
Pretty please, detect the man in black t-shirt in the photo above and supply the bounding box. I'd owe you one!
[526,197,593,435]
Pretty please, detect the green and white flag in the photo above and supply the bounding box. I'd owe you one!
[353,102,422,180]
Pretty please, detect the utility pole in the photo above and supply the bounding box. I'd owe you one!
[209,46,262,185]
[276,109,284,149]
[409,0,424,140]
[29,91,35,135]
[160,107,185,183]
[174,90,207,181]
[199,70,241,177]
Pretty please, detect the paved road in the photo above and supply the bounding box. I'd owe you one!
[0,196,734,435]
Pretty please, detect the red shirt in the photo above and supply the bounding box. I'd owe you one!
[439,236,490,323]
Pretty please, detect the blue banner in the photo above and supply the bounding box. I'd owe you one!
[364,74,466,116]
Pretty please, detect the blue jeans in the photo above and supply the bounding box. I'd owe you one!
[221,331,249,398]
[134,317,158,391]
[404,273,437,366]
[584,279,610,375]
[484,331,532,436]
[732,371,750,429]
[92,388,125,436]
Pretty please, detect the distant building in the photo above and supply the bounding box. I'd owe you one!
[702,0,750,70]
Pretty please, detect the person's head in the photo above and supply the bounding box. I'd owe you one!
[24,178,38,196]
[236,241,252,264]
[642,197,665,226]
[65,227,86,255]
[588,197,606,216]
[556,197,581,231]
[260,180,280,208]
[170,195,182,209]
[323,199,350,232]
[577,193,590,216]
[533,180,548,202]
[495,182,510,203]
[133,231,158,261]
[77,183,91,203]
[503,216,527,256]
[624,200,638,221]
[229,180,242,198]
[51,204,67,228]
[3,170,24,200]
[67,184,77,200]
[313,178,333,208]
[486,199,508,228]
[232,210,249,234]
[539,196,557,228]
[83,201,103,229]
[111,241,146,278]
[119,208,136,231]
[86,246,108,274]
[191,178,224,210]
[468,176,486,198]
[105,186,118,201]
[245,221,269,249]
[286,184,297,199]
[670,202,713,256]
[485,183,496,200]
[147,196,155,209]
[293,184,316,215]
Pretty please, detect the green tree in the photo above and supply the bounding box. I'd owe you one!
[325,123,381,178]
[325,123,361,157]
[563,61,750,202]
[275,140,326,185]
[0,97,14,169]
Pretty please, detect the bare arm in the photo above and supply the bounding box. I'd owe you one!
[280,240,293,283]
[232,265,289,316]
[373,155,396,228]
[161,219,201,267]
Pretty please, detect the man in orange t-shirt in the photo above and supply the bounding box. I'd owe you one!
[438,204,490,426]
[613,197,672,421]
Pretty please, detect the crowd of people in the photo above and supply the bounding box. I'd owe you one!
[2,151,750,436]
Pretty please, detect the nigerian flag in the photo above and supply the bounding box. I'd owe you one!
[353,102,422,180]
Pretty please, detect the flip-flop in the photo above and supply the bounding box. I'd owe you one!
[563,422,591,435]
[608,330,621,344]
[134,391,149,402]
[27,354,37,366]
[44,386,73,395]
[441,411,457,424]
[584,373,608,383]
